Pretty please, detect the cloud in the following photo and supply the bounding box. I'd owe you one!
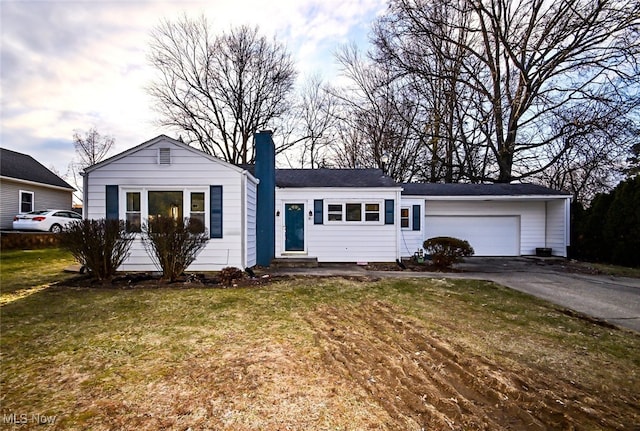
[0,0,386,175]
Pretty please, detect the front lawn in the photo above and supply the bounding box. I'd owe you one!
[0,248,76,298]
[1,275,638,430]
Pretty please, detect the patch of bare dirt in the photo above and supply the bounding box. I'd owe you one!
[307,301,632,430]
[365,260,457,272]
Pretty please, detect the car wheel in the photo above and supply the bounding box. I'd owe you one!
[50,224,63,233]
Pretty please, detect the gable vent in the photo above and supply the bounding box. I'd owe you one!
[159,148,171,165]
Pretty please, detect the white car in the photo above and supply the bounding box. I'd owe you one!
[13,209,82,233]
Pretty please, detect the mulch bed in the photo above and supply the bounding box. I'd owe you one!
[60,271,275,289]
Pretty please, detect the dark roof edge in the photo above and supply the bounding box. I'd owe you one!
[400,182,571,197]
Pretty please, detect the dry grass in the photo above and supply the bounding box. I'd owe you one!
[0,248,76,296]
[1,277,639,430]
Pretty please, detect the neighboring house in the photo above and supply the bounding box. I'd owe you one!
[0,148,75,230]
[82,133,571,272]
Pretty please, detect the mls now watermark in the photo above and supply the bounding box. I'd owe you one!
[3,413,57,425]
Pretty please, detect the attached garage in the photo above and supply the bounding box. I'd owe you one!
[400,183,572,258]
[424,215,520,256]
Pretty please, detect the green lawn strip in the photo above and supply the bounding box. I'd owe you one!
[1,278,638,429]
[0,248,76,295]
[585,262,640,278]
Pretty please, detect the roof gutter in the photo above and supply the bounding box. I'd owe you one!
[406,194,572,201]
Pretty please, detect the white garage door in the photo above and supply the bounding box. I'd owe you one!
[424,216,520,256]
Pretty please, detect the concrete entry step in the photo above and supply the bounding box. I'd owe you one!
[272,257,319,268]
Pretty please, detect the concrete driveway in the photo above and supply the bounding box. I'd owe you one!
[449,258,640,332]
[272,258,640,332]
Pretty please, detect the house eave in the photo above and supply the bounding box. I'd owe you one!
[0,175,75,192]
[277,186,403,193]
[403,194,571,201]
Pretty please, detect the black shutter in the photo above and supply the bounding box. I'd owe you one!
[385,199,394,224]
[210,186,223,238]
[314,200,323,224]
[412,205,421,231]
[106,185,118,220]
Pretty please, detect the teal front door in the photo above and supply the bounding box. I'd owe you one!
[284,203,305,251]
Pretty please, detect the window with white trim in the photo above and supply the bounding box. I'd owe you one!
[19,191,34,213]
[126,192,141,233]
[121,188,210,234]
[327,204,342,221]
[326,201,382,224]
[365,203,380,221]
[400,207,410,229]
[346,203,361,221]
[190,192,205,233]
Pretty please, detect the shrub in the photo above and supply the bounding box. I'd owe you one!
[219,267,244,286]
[572,176,640,267]
[141,217,209,282]
[423,236,474,268]
[60,219,135,281]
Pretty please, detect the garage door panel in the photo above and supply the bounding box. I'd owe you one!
[425,216,520,256]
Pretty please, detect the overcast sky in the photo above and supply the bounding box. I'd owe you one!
[0,0,386,177]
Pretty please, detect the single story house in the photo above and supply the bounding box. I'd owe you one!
[0,148,75,230]
[82,133,571,271]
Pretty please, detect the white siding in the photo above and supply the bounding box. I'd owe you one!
[422,200,547,256]
[275,188,401,262]
[545,199,570,257]
[245,177,258,267]
[398,198,425,257]
[85,138,248,271]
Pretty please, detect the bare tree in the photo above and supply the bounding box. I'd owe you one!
[73,127,115,167]
[373,0,640,184]
[374,0,478,183]
[295,75,339,168]
[330,44,423,182]
[69,128,115,203]
[148,16,297,164]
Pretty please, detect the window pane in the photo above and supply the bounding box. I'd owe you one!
[327,204,342,221]
[20,192,33,213]
[346,203,361,221]
[149,191,183,220]
[126,213,141,233]
[401,207,410,228]
[127,192,140,211]
[189,213,206,233]
[365,212,380,222]
[365,203,380,222]
[191,192,205,212]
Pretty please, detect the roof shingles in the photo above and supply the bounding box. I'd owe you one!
[275,168,397,188]
[401,182,570,196]
[0,148,74,189]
